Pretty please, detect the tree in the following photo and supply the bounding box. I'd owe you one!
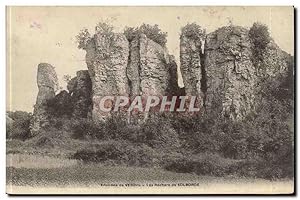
[76,28,91,50]
[181,23,206,41]
[249,22,271,63]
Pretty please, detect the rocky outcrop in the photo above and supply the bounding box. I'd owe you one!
[127,34,180,122]
[204,26,256,119]
[85,32,130,121]
[180,28,206,110]
[180,25,290,120]
[31,63,58,135]
[128,34,177,96]
[31,23,292,128]
[83,30,180,122]
[68,70,92,118]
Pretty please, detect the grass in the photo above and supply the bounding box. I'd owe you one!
[7,163,215,187]
[7,163,293,188]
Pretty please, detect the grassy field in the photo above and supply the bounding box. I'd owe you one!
[6,162,294,194]
[6,153,293,192]
[6,136,294,194]
[6,153,219,186]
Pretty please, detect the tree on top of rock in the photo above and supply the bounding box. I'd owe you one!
[124,23,168,46]
[249,22,271,64]
[181,23,206,41]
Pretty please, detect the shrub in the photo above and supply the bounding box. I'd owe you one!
[76,29,91,50]
[46,91,73,118]
[124,24,167,46]
[123,26,139,42]
[70,115,140,141]
[95,22,114,35]
[140,115,180,150]
[70,118,105,140]
[249,22,271,63]
[71,140,157,167]
[6,111,32,140]
[181,23,206,41]
[76,22,113,50]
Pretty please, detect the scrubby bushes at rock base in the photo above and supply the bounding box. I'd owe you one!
[71,140,158,167]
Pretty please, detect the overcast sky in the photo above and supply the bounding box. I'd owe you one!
[7,6,294,112]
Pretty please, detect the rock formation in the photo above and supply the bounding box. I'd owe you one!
[180,27,206,110]
[31,23,291,134]
[68,70,92,118]
[127,34,180,122]
[128,34,178,97]
[85,31,130,121]
[204,26,257,119]
[180,25,290,120]
[31,63,58,135]
[84,30,180,122]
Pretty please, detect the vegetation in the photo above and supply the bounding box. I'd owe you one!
[249,22,271,63]
[181,23,206,41]
[6,111,32,140]
[124,24,168,46]
[76,28,91,50]
[68,61,293,179]
[76,22,168,49]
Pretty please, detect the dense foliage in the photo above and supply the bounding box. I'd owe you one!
[76,29,91,50]
[124,24,168,46]
[7,111,32,140]
[181,23,206,41]
[249,22,271,63]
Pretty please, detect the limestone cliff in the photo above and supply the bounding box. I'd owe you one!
[180,27,206,109]
[85,31,130,120]
[31,24,291,130]
[127,34,180,122]
[84,30,179,122]
[128,34,178,97]
[180,25,291,120]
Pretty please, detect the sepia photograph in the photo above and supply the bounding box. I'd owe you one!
[6,6,294,195]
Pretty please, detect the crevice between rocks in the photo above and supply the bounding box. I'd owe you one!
[126,41,133,97]
[199,40,208,108]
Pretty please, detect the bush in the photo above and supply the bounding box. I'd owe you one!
[95,22,114,35]
[181,23,206,41]
[140,115,181,150]
[70,115,140,141]
[123,26,139,42]
[70,114,180,152]
[71,140,157,167]
[70,118,105,140]
[46,91,73,118]
[76,22,113,50]
[76,29,91,50]
[6,111,32,140]
[124,24,167,46]
[249,22,271,63]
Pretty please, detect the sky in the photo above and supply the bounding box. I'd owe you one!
[6,6,294,112]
